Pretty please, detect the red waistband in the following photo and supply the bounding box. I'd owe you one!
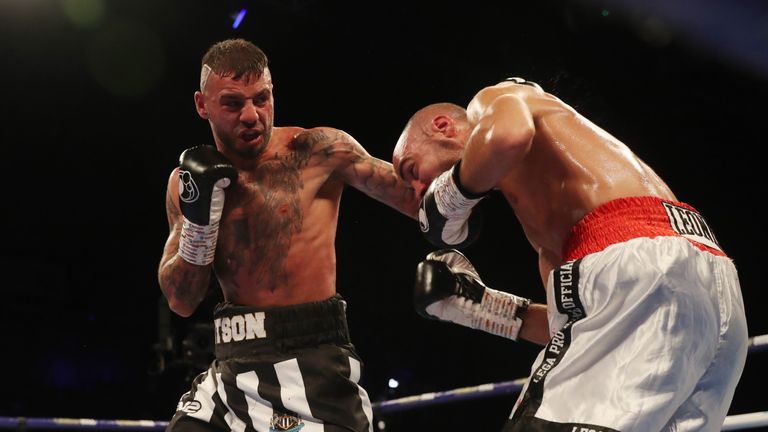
[562,196,726,262]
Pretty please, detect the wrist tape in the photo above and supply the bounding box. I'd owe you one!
[179,218,219,266]
[433,165,484,219]
[471,288,530,341]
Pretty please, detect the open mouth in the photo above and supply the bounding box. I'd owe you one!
[241,131,261,143]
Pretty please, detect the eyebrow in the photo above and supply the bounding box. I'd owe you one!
[220,88,271,99]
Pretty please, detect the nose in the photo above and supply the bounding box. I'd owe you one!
[240,101,259,125]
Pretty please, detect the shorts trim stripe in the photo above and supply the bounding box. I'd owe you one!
[274,359,323,431]
[215,372,248,432]
[236,371,273,432]
[186,371,216,423]
[513,259,585,420]
[349,357,374,432]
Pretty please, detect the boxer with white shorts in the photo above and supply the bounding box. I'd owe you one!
[394,77,748,431]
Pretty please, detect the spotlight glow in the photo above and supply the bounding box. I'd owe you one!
[388,378,399,389]
[233,8,246,29]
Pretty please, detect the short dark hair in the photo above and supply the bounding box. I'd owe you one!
[201,39,268,81]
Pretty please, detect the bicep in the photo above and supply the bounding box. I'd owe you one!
[482,95,535,147]
[161,170,183,264]
[164,169,182,227]
[463,94,534,179]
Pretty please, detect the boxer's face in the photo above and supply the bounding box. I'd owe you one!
[195,68,274,159]
[393,135,460,200]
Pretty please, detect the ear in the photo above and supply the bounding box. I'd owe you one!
[431,115,456,137]
[194,91,208,119]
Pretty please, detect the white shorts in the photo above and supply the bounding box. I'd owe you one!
[505,197,748,432]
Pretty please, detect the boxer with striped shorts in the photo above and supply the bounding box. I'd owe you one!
[159,39,420,432]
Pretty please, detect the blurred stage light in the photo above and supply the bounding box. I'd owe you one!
[87,19,165,99]
[387,378,399,389]
[232,8,246,29]
[60,0,104,28]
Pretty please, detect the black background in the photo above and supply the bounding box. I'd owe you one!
[2,0,767,430]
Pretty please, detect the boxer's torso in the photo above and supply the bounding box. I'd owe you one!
[213,126,346,307]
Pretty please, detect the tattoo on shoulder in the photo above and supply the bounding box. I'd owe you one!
[281,129,336,168]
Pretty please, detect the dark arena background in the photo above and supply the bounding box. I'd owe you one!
[2,0,767,430]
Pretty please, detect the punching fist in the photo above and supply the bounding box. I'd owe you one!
[419,161,486,249]
[177,145,237,266]
[414,249,530,341]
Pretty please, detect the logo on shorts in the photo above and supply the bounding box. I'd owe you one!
[269,412,304,432]
[177,399,202,414]
[661,202,722,251]
[179,170,200,203]
[569,427,616,432]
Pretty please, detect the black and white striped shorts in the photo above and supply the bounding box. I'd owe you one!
[166,295,374,432]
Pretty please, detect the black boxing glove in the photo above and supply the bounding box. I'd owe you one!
[418,161,486,249]
[177,145,237,266]
[414,249,530,341]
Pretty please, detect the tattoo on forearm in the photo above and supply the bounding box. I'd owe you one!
[308,130,416,205]
[159,253,208,309]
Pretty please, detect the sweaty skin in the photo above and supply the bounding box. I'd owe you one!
[160,69,419,316]
[393,81,676,344]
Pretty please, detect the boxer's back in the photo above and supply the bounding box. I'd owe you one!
[494,86,677,258]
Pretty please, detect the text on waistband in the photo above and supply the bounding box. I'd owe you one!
[662,202,722,252]
[214,312,267,344]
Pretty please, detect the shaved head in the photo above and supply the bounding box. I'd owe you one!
[394,102,467,161]
[392,102,470,197]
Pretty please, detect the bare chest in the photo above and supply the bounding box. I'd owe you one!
[213,157,312,290]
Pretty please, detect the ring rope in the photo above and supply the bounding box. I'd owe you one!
[2,411,766,431]
[722,412,768,431]
[373,333,767,413]
[1,334,765,430]
[0,418,168,430]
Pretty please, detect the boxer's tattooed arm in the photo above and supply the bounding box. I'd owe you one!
[164,190,181,227]
[286,131,316,169]
[157,183,212,316]
[319,129,419,218]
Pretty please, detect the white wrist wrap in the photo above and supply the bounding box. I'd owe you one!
[433,167,483,219]
[177,179,229,266]
[424,287,529,341]
[471,288,528,340]
[430,167,483,245]
[179,219,219,266]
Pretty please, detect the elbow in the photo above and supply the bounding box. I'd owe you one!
[159,279,197,318]
[158,260,202,318]
[167,297,196,318]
